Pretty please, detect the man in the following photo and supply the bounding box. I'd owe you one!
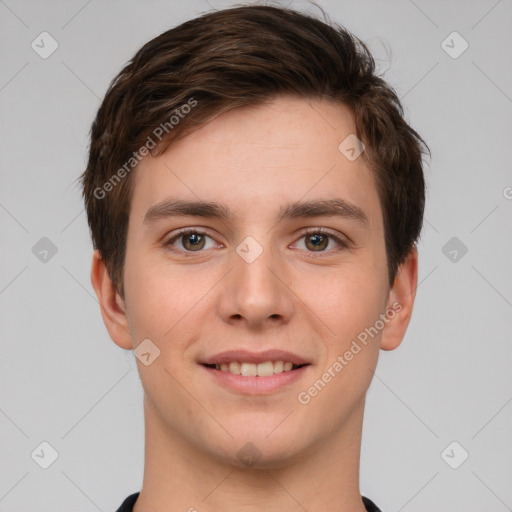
[81,4,428,511]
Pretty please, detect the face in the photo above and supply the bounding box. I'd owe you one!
[97,95,414,469]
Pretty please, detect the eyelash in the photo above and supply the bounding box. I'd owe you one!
[163,227,349,256]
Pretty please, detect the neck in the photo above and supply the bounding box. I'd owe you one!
[134,396,368,512]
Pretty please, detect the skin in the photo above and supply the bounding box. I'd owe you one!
[91,95,418,512]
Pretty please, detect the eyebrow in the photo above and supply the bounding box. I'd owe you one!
[143,198,369,226]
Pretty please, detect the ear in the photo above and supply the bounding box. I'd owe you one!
[90,249,133,350]
[380,246,418,351]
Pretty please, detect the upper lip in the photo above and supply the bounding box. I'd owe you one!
[201,349,310,366]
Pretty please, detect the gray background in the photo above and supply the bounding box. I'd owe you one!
[1,0,511,510]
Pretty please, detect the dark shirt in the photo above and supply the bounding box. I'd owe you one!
[115,492,382,511]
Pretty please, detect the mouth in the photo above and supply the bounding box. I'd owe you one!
[202,360,308,377]
[199,350,311,394]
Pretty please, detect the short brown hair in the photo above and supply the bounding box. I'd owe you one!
[81,3,428,298]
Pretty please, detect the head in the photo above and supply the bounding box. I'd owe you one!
[82,4,428,468]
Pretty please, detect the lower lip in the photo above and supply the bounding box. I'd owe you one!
[201,365,310,394]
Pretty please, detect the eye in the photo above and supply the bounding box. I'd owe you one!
[163,227,349,256]
[294,228,349,253]
[164,228,218,254]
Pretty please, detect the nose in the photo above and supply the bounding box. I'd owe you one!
[216,237,295,330]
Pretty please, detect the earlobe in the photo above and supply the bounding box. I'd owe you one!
[90,250,133,350]
[380,246,418,351]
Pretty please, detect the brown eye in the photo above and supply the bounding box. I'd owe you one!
[181,232,206,251]
[295,228,349,253]
[305,233,329,251]
[165,229,215,254]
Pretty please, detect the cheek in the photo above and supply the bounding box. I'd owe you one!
[123,249,217,372]
[295,270,385,425]
[295,256,388,340]
[123,256,197,392]
[123,249,187,341]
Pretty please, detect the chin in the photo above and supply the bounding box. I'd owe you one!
[210,422,313,470]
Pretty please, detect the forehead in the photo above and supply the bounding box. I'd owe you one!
[129,95,381,227]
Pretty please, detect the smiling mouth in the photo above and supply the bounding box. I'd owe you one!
[203,361,309,377]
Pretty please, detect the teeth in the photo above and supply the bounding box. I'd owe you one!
[241,362,258,377]
[214,361,299,376]
[256,361,274,377]
[229,362,240,374]
[273,361,284,373]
